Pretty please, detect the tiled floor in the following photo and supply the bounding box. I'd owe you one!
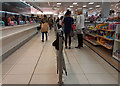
[1,30,118,85]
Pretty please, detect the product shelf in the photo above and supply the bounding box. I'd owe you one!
[88,28,97,31]
[96,35,114,41]
[113,55,120,61]
[87,33,97,37]
[115,39,120,42]
[97,41,112,50]
[97,29,115,32]
[85,39,99,45]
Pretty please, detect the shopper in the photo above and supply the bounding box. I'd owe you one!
[89,15,95,23]
[41,15,49,42]
[75,9,85,48]
[48,17,53,30]
[59,16,64,26]
[63,10,74,49]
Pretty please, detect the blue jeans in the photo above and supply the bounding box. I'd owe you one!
[42,32,47,41]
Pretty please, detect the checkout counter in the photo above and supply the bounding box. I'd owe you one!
[0,23,39,61]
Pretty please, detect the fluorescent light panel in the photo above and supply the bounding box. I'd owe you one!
[89,2,94,4]
[83,5,87,7]
[78,8,82,9]
[70,6,73,7]
[73,3,77,5]
[96,5,100,7]
[89,8,93,9]
[57,3,61,5]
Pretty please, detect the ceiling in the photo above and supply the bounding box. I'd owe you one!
[2,2,31,13]
[28,2,119,15]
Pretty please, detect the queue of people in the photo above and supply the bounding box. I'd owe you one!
[40,9,85,50]
[55,9,85,49]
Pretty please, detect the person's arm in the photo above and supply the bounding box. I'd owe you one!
[76,16,80,29]
[62,18,65,26]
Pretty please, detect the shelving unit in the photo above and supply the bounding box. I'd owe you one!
[113,24,120,61]
[97,41,112,50]
[96,35,114,41]
[115,39,120,42]
[84,26,99,46]
[112,3,120,61]
[84,2,120,71]
[86,39,98,45]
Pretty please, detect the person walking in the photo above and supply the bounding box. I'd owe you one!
[48,17,53,30]
[41,15,49,42]
[63,10,74,49]
[75,9,85,48]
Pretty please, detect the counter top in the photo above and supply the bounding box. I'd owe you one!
[0,23,39,39]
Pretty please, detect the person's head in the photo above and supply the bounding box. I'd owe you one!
[60,16,63,20]
[77,9,83,15]
[44,15,47,19]
[66,10,71,16]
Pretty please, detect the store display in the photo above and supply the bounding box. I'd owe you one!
[113,50,120,60]
[0,21,5,26]
[113,24,120,61]
[84,24,99,46]
[116,33,120,40]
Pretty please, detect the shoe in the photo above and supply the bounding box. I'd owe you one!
[42,40,44,42]
[80,45,83,47]
[75,46,81,49]
[69,46,71,49]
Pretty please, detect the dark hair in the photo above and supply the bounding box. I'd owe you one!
[66,10,71,16]
[44,15,47,18]
[60,16,63,20]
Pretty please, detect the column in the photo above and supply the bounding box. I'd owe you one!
[101,2,110,18]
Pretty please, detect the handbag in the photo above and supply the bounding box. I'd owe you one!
[70,30,74,37]
[41,23,48,32]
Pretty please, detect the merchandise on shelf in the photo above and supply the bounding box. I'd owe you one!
[9,21,14,26]
[19,21,24,25]
[96,23,117,31]
[86,36,95,40]
[0,21,5,26]
[108,23,117,30]
[116,33,120,40]
[97,30,115,40]
[113,50,120,59]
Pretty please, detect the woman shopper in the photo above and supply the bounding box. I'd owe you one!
[75,9,85,48]
[41,15,49,42]
[63,10,74,49]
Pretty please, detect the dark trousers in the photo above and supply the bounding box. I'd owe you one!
[65,33,71,47]
[77,34,83,47]
[42,32,47,41]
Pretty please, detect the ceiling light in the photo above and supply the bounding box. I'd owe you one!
[57,3,61,5]
[89,8,93,10]
[83,5,87,7]
[78,8,82,9]
[89,2,94,5]
[67,8,71,9]
[70,6,74,8]
[54,14,58,16]
[96,5,100,8]
[73,3,77,5]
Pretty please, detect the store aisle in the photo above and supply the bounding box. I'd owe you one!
[1,30,118,84]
